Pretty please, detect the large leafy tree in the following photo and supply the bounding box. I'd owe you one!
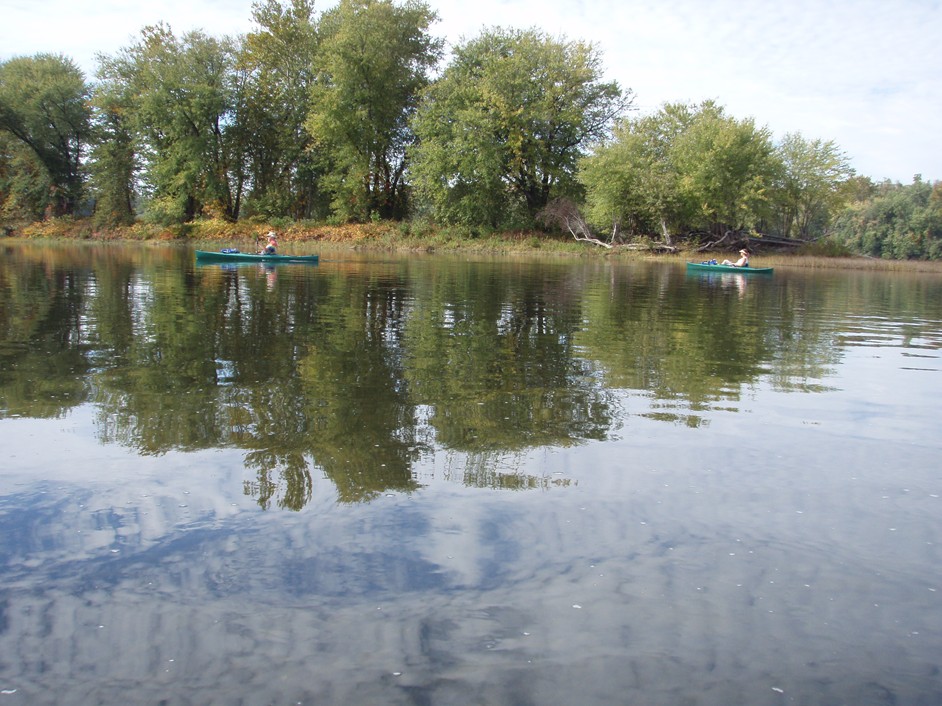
[410,27,629,230]
[579,104,694,243]
[768,132,854,240]
[0,132,52,221]
[0,54,91,217]
[238,0,325,219]
[306,0,442,221]
[97,24,246,224]
[87,69,137,226]
[580,101,774,243]
[670,101,775,237]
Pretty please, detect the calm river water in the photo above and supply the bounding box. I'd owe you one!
[1,241,940,705]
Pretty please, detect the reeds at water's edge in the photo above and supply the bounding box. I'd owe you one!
[740,254,942,273]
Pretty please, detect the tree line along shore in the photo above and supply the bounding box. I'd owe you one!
[1,0,939,260]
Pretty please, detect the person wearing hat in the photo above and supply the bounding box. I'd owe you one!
[259,231,278,255]
[722,248,750,267]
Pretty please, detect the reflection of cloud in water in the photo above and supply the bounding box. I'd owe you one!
[3,436,941,705]
[3,336,942,702]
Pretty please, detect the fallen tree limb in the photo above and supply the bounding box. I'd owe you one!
[618,242,678,253]
[568,226,614,249]
[695,230,735,252]
[538,198,615,248]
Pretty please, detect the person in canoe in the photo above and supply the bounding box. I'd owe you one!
[722,248,750,267]
[258,231,278,255]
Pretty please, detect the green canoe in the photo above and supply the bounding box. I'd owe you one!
[195,250,319,264]
[686,261,773,275]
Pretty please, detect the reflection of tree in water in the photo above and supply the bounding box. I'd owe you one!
[1,243,190,421]
[0,258,95,418]
[289,274,423,504]
[403,264,619,452]
[11,245,927,509]
[243,450,313,511]
[237,263,609,506]
[93,263,251,453]
[576,266,845,412]
[436,449,575,491]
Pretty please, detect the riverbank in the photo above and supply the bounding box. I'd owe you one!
[6,216,942,273]
[7,216,586,254]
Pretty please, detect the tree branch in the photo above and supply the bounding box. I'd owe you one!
[537,198,613,248]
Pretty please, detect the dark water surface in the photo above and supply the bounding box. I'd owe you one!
[1,241,940,705]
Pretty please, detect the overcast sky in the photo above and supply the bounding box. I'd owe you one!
[2,0,939,183]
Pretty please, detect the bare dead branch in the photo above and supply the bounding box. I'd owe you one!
[538,198,613,249]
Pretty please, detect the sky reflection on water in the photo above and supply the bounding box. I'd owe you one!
[0,244,940,705]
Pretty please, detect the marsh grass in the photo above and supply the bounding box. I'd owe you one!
[743,253,942,273]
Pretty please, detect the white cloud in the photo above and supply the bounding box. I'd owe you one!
[1,0,256,73]
[2,0,940,181]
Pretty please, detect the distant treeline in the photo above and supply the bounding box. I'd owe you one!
[1,0,939,258]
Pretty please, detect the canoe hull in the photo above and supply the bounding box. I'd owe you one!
[686,262,773,275]
[195,250,319,264]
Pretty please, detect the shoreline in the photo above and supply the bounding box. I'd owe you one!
[5,217,942,274]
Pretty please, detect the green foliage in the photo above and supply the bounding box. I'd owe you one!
[306,0,442,222]
[95,24,245,225]
[580,101,774,243]
[410,27,629,230]
[796,238,855,258]
[0,132,52,221]
[0,6,931,263]
[766,133,854,240]
[580,103,689,240]
[838,175,877,203]
[87,77,137,226]
[828,177,942,259]
[0,54,91,217]
[237,0,327,220]
[672,103,775,233]
[140,194,187,226]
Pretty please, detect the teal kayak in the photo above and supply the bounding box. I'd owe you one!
[686,261,773,275]
[195,250,319,264]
